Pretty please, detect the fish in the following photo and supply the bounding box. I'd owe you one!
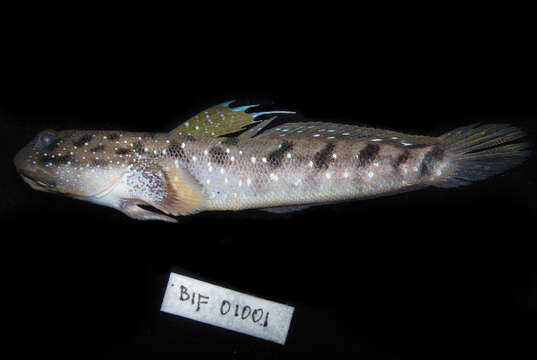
[13,100,530,222]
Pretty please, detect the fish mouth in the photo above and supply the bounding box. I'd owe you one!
[18,171,56,193]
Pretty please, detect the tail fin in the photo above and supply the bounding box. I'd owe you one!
[435,123,530,188]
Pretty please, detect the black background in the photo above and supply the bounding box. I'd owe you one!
[1,7,536,359]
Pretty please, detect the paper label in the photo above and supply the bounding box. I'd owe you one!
[160,272,294,345]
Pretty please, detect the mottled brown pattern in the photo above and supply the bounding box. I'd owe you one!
[168,142,189,162]
[115,148,131,155]
[90,145,105,153]
[393,149,410,168]
[72,135,93,147]
[132,141,145,155]
[420,146,444,176]
[209,146,229,165]
[107,133,120,141]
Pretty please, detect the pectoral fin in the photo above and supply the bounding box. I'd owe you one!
[121,160,206,222]
[119,199,178,223]
[161,161,206,216]
[260,205,313,213]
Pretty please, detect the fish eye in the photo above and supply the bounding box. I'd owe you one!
[37,130,57,149]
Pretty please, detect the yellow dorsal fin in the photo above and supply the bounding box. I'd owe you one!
[170,101,294,138]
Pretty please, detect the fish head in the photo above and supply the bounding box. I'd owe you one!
[14,129,122,199]
[15,129,66,194]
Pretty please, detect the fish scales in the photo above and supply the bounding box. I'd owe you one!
[14,101,529,222]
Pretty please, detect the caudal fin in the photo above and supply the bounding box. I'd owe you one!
[435,123,530,188]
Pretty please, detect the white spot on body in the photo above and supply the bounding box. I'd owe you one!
[269,173,279,181]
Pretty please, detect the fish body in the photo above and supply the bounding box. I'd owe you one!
[14,101,530,222]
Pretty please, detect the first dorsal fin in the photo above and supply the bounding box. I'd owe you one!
[170,101,294,138]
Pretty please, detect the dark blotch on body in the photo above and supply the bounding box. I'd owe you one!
[420,146,444,176]
[313,142,336,169]
[267,141,294,168]
[358,143,380,167]
[132,141,145,155]
[168,142,188,162]
[221,137,239,146]
[107,133,120,141]
[185,135,197,142]
[90,145,105,153]
[116,148,131,155]
[393,149,410,168]
[209,147,229,165]
[72,135,93,147]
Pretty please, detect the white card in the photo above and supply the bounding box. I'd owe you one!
[160,272,295,345]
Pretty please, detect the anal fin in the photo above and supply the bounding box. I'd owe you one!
[260,205,313,214]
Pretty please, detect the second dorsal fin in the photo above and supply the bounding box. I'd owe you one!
[170,100,294,138]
